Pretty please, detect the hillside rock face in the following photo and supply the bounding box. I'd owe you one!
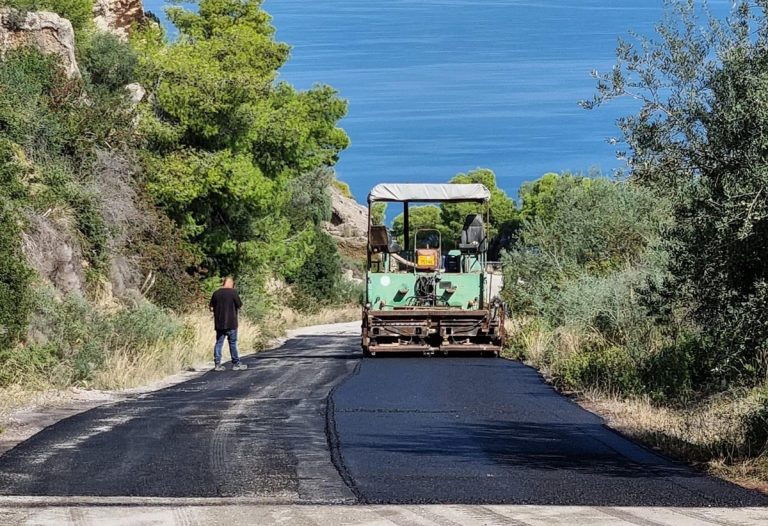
[0,10,80,78]
[22,213,84,294]
[325,185,368,259]
[93,0,144,39]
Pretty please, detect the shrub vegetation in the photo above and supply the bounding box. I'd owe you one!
[0,0,359,390]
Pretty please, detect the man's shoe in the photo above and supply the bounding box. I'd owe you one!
[214,364,226,371]
[232,363,248,371]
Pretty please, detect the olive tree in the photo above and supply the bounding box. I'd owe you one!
[585,0,768,383]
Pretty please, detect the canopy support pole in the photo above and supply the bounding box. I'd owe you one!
[403,202,410,253]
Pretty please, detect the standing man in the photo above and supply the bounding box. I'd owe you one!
[209,277,247,371]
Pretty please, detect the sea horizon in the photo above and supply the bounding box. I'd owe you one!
[144,0,732,203]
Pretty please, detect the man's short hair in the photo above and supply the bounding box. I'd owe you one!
[222,276,235,286]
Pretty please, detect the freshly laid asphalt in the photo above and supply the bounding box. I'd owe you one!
[334,357,767,506]
[1,323,766,508]
[0,331,358,502]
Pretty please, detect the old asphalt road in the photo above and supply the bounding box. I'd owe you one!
[1,322,767,525]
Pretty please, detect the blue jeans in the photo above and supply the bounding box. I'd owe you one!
[214,329,240,365]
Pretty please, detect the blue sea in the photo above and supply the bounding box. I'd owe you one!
[144,0,731,203]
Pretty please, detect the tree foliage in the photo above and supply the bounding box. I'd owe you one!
[518,172,592,221]
[135,0,350,278]
[391,205,448,247]
[503,175,669,316]
[441,169,517,244]
[586,0,768,383]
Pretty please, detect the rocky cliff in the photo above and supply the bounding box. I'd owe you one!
[325,185,368,260]
[0,9,80,78]
[93,0,144,39]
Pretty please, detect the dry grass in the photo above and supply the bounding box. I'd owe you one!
[90,303,359,393]
[580,391,768,492]
[503,317,593,378]
[90,311,261,391]
[91,304,359,392]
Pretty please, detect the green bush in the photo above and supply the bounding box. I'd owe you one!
[133,196,201,310]
[586,0,768,388]
[64,187,109,270]
[71,340,104,383]
[0,144,33,348]
[80,32,138,91]
[0,342,59,387]
[335,278,364,306]
[1,44,136,161]
[554,345,641,395]
[640,335,698,402]
[742,390,768,457]
[3,289,94,386]
[502,173,683,399]
[503,317,548,361]
[292,228,343,306]
[108,300,183,350]
[1,286,189,386]
[0,211,34,347]
[0,49,62,155]
[0,140,28,200]
[34,290,93,353]
[234,269,277,323]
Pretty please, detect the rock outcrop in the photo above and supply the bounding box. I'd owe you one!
[325,184,368,259]
[0,9,80,78]
[22,213,84,294]
[125,82,145,104]
[93,0,144,39]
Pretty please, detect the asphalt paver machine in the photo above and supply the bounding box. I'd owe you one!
[362,183,505,356]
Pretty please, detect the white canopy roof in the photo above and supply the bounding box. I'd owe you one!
[368,183,491,203]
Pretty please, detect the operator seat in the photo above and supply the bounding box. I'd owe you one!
[370,225,401,254]
[459,214,487,253]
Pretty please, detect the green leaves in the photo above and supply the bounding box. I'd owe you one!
[4,0,95,33]
[138,0,293,151]
[442,169,517,251]
[80,32,138,91]
[391,205,446,247]
[371,203,387,226]
[0,140,34,349]
[586,0,768,384]
[136,0,350,280]
[144,148,280,273]
[503,174,669,317]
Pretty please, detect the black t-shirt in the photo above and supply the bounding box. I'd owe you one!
[209,288,242,330]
